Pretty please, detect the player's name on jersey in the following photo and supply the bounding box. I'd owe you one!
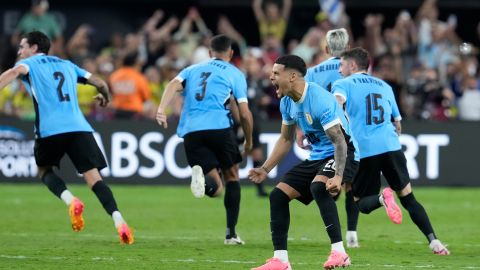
[352,77,383,86]
[35,56,62,64]
[313,64,339,73]
[208,61,227,70]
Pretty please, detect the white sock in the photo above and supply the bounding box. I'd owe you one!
[346,231,357,239]
[112,211,126,228]
[379,194,385,206]
[60,190,74,206]
[273,250,289,263]
[331,241,346,253]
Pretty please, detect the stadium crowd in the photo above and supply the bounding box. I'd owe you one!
[1,0,480,122]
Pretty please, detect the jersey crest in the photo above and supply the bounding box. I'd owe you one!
[305,113,313,125]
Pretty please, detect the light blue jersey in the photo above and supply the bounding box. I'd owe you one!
[305,57,341,92]
[281,82,358,161]
[175,58,248,137]
[333,73,402,158]
[15,54,93,138]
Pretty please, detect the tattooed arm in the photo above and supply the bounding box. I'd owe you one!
[325,124,347,194]
[325,124,347,177]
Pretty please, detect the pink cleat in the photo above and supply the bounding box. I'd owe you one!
[323,250,351,269]
[382,188,402,224]
[251,258,292,270]
[429,239,450,255]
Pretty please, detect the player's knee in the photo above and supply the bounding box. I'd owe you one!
[40,168,54,181]
[399,192,416,209]
[269,187,290,206]
[205,176,221,197]
[332,189,341,201]
[356,199,373,214]
[310,181,328,198]
[38,167,52,179]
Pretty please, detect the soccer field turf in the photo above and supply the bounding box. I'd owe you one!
[0,184,478,270]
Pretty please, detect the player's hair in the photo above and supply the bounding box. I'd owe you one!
[326,28,349,57]
[209,34,232,53]
[24,31,50,54]
[275,54,307,76]
[341,47,370,70]
[123,51,138,66]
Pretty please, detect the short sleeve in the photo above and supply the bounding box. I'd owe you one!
[177,66,191,82]
[71,61,90,79]
[280,99,295,125]
[389,86,402,121]
[315,97,341,130]
[231,70,248,103]
[332,79,348,102]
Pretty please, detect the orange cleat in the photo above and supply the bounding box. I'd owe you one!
[118,223,134,244]
[68,197,85,232]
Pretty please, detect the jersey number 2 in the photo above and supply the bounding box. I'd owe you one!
[195,72,211,101]
[53,71,70,102]
[365,93,384,125]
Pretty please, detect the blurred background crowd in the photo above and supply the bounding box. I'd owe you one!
[1,0,480,123]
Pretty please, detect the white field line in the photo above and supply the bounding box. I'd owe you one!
[3,231,480,249]
[1,255,479,269]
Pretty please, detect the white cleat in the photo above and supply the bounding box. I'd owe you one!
[191,165,205,198]
[224,236,245,245]
[429,239,450,255]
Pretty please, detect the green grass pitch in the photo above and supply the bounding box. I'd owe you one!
[0,184,478,269]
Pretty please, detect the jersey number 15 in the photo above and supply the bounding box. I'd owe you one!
[365,93,384,125]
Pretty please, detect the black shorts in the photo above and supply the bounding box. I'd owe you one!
[352,150,410,198]
[282,156,336,205]
[34,132,107,173]
[183,128,242,173]
[343,151,359,185]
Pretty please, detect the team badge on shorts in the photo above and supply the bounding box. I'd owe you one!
[305,113,313,125]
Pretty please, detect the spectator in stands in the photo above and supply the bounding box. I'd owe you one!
[77,57,101,119]
[458,76,480,121]
[253,0,292,44]
[13,0,63,56]
[66,24,94,66]
[291,28,322,64]
[11,84,35,120]
[143,12,179,68]
[173,7,211,62]
[144,65,164,119]
[156,41,187,74]
[110,51,152,119]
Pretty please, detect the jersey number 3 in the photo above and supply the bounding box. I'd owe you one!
[53,71,70,102]
[195,72,211,101]
[365,93,384,125]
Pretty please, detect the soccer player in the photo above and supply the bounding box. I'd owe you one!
[249,55,356,270]
[332,47,450,255]
[0,31,133,244]
[304,27,361,248]
[156,34,253,245]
